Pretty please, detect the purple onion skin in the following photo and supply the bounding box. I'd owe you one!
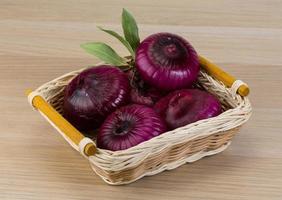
[127,70,166,106]
[136,33,200,91]
[129,88,160,106]
[97,104,167,151]
[63,65,130,131]
[154,89,222,130]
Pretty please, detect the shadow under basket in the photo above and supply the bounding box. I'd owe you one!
[27,56,252,185]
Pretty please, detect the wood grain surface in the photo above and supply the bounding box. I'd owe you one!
[1,0,282,199]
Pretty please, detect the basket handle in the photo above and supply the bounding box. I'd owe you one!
[26,56,247,156]
[199,55,250,96]
[25,89,96,157]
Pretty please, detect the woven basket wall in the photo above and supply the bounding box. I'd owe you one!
[31,67,252,185]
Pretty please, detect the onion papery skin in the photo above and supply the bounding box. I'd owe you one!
[154,89,222,130]
[97,104,167,151]
[63,65,130,131]
[127,70,166,106]
[135,32,200,91]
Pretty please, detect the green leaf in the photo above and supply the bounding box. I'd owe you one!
[122,8,140,52]
[98,26,135,59]
[80,42,127,66]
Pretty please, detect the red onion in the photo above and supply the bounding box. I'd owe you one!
[127,70,166,106]
[63,65,130,131]
[97,104,166,151]
[135,32,200,91]
[154,89,222,130]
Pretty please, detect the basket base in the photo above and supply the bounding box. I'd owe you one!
[91,141,231,185]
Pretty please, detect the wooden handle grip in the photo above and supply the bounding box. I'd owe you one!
[199,55,250,97]
[26,89,96,156]
[26,55,248,156]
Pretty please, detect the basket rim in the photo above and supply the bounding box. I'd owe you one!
[31,66,252,158]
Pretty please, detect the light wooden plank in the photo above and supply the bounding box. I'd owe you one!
[0,0,282,199]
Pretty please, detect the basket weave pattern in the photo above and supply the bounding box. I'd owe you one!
[31,68,252,185]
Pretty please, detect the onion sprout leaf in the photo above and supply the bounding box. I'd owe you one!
[122,8,140,52]
[81,42,128,66]
[97,26,135,59]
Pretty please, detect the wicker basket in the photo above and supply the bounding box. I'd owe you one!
[27,56,252,185]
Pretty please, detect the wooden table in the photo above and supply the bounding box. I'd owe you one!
[1,1,282,199]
